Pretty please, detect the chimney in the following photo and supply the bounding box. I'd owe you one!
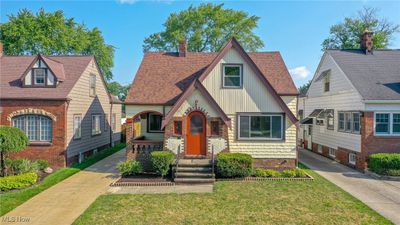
[360,30,374,54]
[178,40,187,57]
[0,42,3,57]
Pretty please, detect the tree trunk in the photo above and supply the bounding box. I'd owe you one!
[0,151,6,177]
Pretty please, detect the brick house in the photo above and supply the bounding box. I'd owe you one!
[0,44,122,168]
[298,31,400,170]
[125,38,299,182]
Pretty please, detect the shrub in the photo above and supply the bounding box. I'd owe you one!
[385,169,400,176]
[368,153,400,175]
[150,151,174,177]
[254,168,280,177]
[36,160,49,170]
[0,172,38,191]
[0,126,29,176]
[281,169,297,178]
[9,159,39,175]
[117,160,143,176]
[216,153,253,178]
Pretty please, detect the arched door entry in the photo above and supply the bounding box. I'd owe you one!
[186,111,206,156]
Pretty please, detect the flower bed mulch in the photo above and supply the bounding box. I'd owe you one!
[111,173,175,187]
[217,173,314,181]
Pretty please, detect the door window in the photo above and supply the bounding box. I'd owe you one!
[190,115,203,134]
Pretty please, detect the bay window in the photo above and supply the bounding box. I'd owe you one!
[375,113,400,136]
[12,115,52,142]
[238,114,283,140]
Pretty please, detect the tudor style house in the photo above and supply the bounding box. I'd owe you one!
[125,38,299,182]
[0,44,122,168]
[299,31,400,170]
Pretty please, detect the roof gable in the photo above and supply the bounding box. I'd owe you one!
[162,38,298,125]
[20,55,66,84]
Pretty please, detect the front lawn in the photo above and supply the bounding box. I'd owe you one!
[73,164,392,225]
[0,143,126,216]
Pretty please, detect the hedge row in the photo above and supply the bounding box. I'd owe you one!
[0,172,38,191]
[368,153,400,176]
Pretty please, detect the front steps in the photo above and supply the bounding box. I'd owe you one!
[174,159,215,184]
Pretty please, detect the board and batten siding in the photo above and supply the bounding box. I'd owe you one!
[174,90,219,117]
[201,48,297,159]
[66,59,114,157]
[303,52,364,152]
[201,48,283,114]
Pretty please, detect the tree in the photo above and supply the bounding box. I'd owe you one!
[0,8,115,81]
[107,81,130,102]
[143,3,264,52]
[322,7,399,50]
[0,126,28,177]
[298,80,311,95]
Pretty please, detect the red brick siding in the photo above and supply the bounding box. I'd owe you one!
[361,112,400,168]
[253,159,296,170]
[0,100,68,168]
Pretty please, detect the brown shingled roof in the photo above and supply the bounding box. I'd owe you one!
[126,49,297,105]
[0,55,93,100]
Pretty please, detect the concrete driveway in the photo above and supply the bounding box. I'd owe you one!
[299,148,400,225]
[1,149,125,225]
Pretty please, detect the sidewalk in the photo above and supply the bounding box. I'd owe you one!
[299,148,400,225]
[1,149,125,225]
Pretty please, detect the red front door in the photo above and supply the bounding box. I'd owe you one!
[186,111,206,156]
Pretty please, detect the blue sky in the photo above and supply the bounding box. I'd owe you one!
[1,0,399,88]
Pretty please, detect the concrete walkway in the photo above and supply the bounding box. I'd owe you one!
[299,148,400,225]
[1,149,126,225]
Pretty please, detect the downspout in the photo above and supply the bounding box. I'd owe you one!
[110,103,113,147]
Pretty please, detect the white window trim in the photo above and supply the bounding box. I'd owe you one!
[33,68,46,85]
[338,111,361,134]
[237,113,284,141]
[349,153,356,165]
[73,114,82,139]
[374,112,400,136]
[329,148,336,158]
[222,64,242,88]
[91,114,101,136]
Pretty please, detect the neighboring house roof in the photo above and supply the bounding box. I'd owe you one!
[126,43,298,105]
[0,55,94,100]
[111,95,123,104]
[327,49,400,100]
[159,38,298,127]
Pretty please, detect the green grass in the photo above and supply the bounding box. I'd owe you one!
[0,143,126,216]
[73,164,392,225]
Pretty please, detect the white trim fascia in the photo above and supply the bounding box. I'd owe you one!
[364,100,400,104]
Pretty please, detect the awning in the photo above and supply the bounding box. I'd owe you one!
[317,109,334,119]
[300,117,313,125]
[309,109,324,117]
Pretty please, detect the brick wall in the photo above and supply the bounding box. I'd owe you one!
[253,159,296,170]
[361,112,400,168]
[0,100,68,168]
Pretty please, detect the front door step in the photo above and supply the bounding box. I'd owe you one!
[174,178,215,184]
[174,159,215,184]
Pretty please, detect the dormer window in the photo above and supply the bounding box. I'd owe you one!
[33,68,46,85]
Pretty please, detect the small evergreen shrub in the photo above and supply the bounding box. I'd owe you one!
[385,169,400,176]
[293,168,306,177]
[254,168,280,177]
[150,151,174,177]
[281,169,297,178]
[0,172,38,191]
[368,153,400,175]
[117,160,143,176]
[216,153,253,178]
[36,160,49,170]
[8,159,39,175]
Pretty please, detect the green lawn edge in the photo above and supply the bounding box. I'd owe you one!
[0,143,126,216]
[73,161,392,225]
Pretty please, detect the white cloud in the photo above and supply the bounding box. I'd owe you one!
[289,66,310,79]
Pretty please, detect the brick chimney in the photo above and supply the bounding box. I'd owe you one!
[178,40,187,57]
[360,30,374,54]
[0,42,3,57]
